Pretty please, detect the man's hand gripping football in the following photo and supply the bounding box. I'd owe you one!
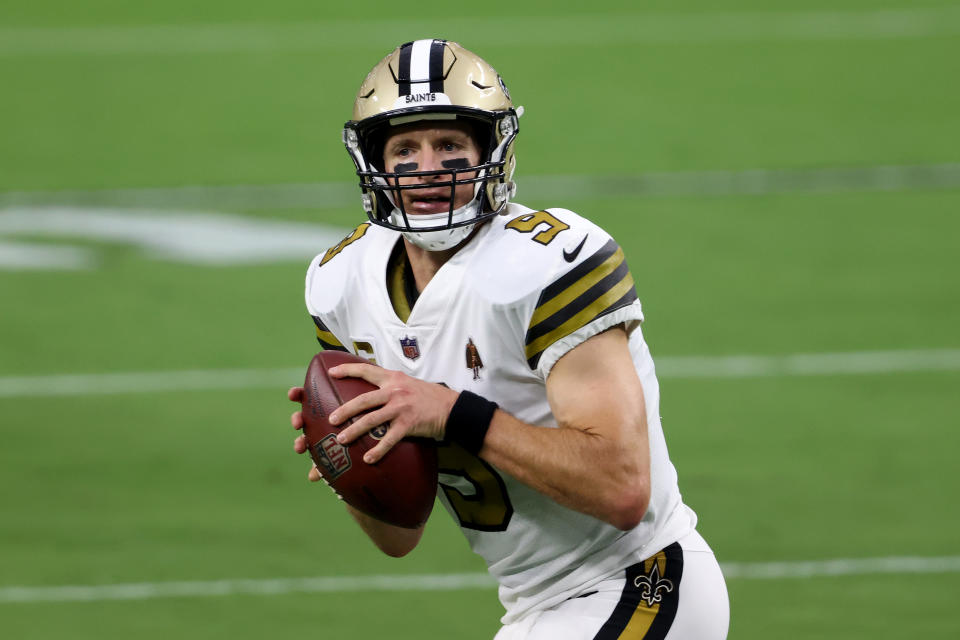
[289,361,458,472]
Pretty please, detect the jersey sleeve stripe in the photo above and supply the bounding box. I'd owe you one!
[530,242,625,329]
[525,269,637,368]
[539,238,620,305]
[528,258,633,345]
[312,315,348,352]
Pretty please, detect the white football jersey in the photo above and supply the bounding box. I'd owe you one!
[305,203,697,623]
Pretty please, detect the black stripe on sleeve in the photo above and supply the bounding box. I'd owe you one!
[311,315,348,352]
[540,238,619,304]
[523,238,638,369]
[311,315,330,332]
[525,286,637,370]
[525,259,636,347]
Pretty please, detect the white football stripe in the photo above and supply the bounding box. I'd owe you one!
[1,556,958,603]
[0,349,958,398]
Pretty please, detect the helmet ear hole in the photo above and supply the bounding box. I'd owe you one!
[365,122,395,171]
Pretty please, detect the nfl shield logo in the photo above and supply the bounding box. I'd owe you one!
[312,434,351,480]
[400,336,420,360]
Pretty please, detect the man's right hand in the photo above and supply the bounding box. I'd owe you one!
[289,386,322,483]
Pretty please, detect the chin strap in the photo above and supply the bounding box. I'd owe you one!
[401,224,476,252]
[391,198,483,251]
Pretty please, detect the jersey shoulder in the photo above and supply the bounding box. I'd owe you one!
[472,203,642,373]
[470,203,627,304]
[305,221,392,315]
[305,221,396,351]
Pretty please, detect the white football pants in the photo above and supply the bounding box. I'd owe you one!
[493,530,729,640]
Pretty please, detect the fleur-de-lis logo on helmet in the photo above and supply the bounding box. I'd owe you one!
[633,561,675,607]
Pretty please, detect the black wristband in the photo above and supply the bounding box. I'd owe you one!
[444,391,498,456]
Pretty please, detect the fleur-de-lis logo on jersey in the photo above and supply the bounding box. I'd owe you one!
[633,561,674,607]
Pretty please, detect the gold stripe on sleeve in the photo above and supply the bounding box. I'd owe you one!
[524,271,635,363]
[315,326,344,347]
[529,247,625,329]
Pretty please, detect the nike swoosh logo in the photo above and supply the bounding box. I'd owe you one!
[563,234,589,262]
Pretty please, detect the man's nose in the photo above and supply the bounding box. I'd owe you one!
[417,147,442,174]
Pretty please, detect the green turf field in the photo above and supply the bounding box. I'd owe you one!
[2,1,959,638]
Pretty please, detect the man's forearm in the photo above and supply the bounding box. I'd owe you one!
[345,503,425,558]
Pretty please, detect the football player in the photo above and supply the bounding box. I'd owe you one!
[289,39,729,639]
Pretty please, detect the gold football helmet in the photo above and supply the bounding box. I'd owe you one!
[343,39,520,251]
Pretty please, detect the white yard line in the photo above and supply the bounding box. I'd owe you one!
[0,367,304,398]
[1,349,958,399]
[0,240,95,270]
[0,573,496,604]
[1,8,959,56]
[720,555,960,579]
[2,164,959,212]
[655,349,960,379]
[0,209,347,266]
[2,556,958,603]
[2,163,956,270]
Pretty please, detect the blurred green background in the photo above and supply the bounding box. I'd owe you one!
[2,1,959,638]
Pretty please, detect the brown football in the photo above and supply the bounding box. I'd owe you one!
[301,350,437,529]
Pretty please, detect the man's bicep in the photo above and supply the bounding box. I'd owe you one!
[545,327,647,436]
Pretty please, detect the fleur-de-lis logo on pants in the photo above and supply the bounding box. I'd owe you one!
[633,561,674,607]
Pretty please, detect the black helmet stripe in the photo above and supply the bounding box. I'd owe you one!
[397,42,413,96]
[428,39,445,93]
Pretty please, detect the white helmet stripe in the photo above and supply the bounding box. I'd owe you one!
[410,40,432,94]
[410,39,441,95]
